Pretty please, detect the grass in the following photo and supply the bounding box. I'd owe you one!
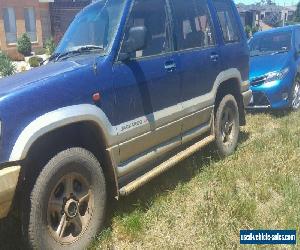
[1,110,299,249]
[89,110,300,249]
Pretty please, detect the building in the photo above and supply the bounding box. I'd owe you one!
[0,0,97,57]
[237,3,297,31]
[0,0,52,58]
[49,0,91,43]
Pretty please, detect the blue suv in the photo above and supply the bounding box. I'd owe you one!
[0,0,251,248]
[248,25,300,110]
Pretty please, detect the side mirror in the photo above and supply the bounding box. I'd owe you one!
[119,26,147,61]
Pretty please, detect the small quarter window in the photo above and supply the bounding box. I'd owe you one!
[213,0,240,43]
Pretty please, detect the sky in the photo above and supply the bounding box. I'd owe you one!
[235,0,298,6]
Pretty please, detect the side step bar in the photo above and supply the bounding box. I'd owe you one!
[119,135,215,196]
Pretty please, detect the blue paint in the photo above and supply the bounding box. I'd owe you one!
[0,0,249,165]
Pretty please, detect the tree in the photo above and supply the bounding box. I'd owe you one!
[266,0,275,5]
[259,0,275,6]
[294,2,300,23]
[0,51,16,77]
[245,25,252,39]
[17,33,32,56]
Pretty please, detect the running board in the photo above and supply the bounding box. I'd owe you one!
[119,135,215,196]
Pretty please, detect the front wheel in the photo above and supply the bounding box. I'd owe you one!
[214,94,240,157]
[26,148,106,250]
[290,78,300,110]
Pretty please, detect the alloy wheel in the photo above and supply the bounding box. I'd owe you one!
[292,81,300,110]
[47,173,94,244]
[221,106,235,145]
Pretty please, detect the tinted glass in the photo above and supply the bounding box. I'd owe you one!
[172,0,215,50]
[121,0,171,58]
[213,0,240,43]
[249,31,292,57]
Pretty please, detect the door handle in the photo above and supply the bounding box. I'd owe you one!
[210,53,219,62]
[165,61,176,72]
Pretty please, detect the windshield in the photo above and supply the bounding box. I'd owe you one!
[249,31,292,57]
[55,0,126,55]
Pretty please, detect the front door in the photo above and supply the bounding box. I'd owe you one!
[112,0,182,167]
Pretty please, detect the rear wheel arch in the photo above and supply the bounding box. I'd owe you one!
[214,78,246,126]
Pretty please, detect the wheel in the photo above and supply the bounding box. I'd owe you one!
[26,148,106,250]
[214,94,240,157]
[290,77,300,110]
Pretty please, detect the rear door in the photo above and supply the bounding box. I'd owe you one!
[170,0,222,138]
[212,0,249,82]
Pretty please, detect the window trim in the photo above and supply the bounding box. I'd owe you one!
[115,0,174,63]
[212,0,241,45]
[172,44,217,56]
[169,0,217,53]
[3,7,17,45]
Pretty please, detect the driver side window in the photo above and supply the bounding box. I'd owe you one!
[120,0,171,59]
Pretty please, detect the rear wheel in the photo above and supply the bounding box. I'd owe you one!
[214,94,240,157]
[26,148,106,250]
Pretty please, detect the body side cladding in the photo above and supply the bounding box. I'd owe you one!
[9,104,118,162]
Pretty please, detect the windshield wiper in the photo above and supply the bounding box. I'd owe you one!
[49,45,104,62]
[76,45,104,51]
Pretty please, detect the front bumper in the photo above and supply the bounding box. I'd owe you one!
[242,89,253,107]
[247,76,293,109]
[0,165,20,219]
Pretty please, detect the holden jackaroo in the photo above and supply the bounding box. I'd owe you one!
[0,0,251,249]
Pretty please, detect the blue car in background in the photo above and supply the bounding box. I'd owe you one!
[248,25,300,110]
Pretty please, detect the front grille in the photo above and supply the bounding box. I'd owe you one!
[251,76,266,86]
[249,91,270,106]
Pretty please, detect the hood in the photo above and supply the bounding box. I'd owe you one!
[0,59,87,98]
[250,52,291,80]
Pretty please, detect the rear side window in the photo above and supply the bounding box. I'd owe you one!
[120,0,171,59]
[213,0,240,43]
[171,0,215,50]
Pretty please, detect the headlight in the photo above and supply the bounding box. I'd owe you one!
[265,68,289,83]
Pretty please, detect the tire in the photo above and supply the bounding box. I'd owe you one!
[214,94,240,157]
[290,76,300,111]
[26,147,106,250]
